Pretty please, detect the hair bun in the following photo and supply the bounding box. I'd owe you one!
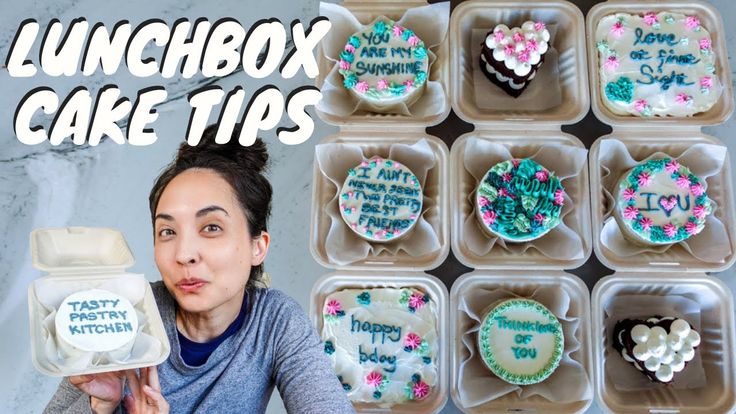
[176,124,269,173]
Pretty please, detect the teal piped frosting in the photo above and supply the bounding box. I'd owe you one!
[373,20,387,35]
[339,50,354,63]
[605,77,634,103]
[478,299,564,385]
[476,158,565,242]
[343,73,358,89]
[348,36,361,48]
[413,46,427,59]
[401,29,415,41]
[356,291,371,305]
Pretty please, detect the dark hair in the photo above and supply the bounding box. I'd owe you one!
[149,124,272,288]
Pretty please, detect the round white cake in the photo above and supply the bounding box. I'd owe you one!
[339,157,423,243]
[338,18,429,109]
[55,289,138,355]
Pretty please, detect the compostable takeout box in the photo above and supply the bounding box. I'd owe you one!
[27,227,170,376]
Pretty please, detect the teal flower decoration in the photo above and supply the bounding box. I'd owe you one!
[516,159,539,179]
[348,36,361,48]
[357,291,371,305]
[402,29,415,41]
[324,341,335,355]
[343,73,358,89]
[415,70,427,85]
[339,50,354,63]
[413,46,427,59]
[605,76,634,103]
[374,20,387,35]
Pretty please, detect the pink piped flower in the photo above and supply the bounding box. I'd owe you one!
[663,223,677,238]
[534,21,546,32]
[498,188,509,197]
[478,196,490,207]
[502,172,512,182]
[355,81,369,94]
[326,300,341,316]
[693,204,707,219]
[699,37,711,50]
[392,25,404,37]
[409,293,426,310]
[665,160,681,173]
[634,99,648,112]
[494,29,505,43]
[554,189,565,206]
[611,21,625,37]
[700,76,713,89]
[685,221,700,235]
[526,38,539,52]
[637,172,652,187]
[344,44,355,53]
[534,213,545,224]
[366,371,383,387]
[511,159,521,167]
[518,50,530,63]
[377,79,389,91]
[535,170,549,182]
[623,205,639,220]
[407,35,420,46]
[604,55,619,71]
[360,160,369,167]
[504,44,515,56]
[483,210,497,225]
[404,333,422,350]
[685,16,700,31]
[512,32,524,43]
[639,217,654,232]
[622,187,637,201]
[339,60,351,70]
[676,174,691,188]
[643,12,658,26]
[413,381,430,400]
[675,93,691,105]
[690,183,705,196]
[403,80,414,91]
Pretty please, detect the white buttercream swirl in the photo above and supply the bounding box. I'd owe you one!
[628,318,699,382]
[485,21,550,77]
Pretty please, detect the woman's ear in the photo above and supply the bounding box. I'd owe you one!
[251,231,270,266]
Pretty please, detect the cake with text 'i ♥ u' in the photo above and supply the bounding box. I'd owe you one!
[339,157,423,243]
[338,19,429,110]
[614,158,712,246]
[475,158,565,242]
[480,21,550,97]
[613,317,700,383]
[321,288,438,405]
[478,299,564,385]
[596,12,721,117]
[54,289,138,356]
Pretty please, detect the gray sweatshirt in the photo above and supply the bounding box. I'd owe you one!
[44,282,356,414]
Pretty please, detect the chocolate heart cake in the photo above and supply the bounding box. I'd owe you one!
[613,316,700,383]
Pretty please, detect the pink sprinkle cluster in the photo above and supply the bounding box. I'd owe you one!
[498,188,509,197]
[403,80,414,90]
[534,21,546,32]
[534,213,545,224]
[553,189,564,206]
[409,293,426,310]
[526,38,539,52]
[504,44,515,56]
[502,173,512,182]
[693,205,707,219]
[637,172,652,187]
[675,93,692,105]
[623,205,639,220]
[700,76,713,89]
[633,99,648,112]
[512,32,524,43]
[404,333,422,350]
[511,159,521,168]
[413,381,430,400]
[517,50,530,63]
[676,174,691,188]
[690,183,705,196]
[535,170,549,182]
[392,25,404,37]
[604,55,620,71]
[622,187,637,201]
[685,16,700,31]
[643,12,658,26]
[639,217,654,231]
[663,223,677,238]
[478,196,491,207]
[699,37,711,50]
[494,29,505,43]
[355,81,369,94]
[366,372,383,387]
[665,160,680,173]
[483,210,497,225]
[685,221,700,235]
[611,21,625,37]
[377,79,389,91]
[326,300,341,316]
[407,35,420,46]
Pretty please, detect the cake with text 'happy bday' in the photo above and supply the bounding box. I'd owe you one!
[596,12,721,117]
[613,316,700,383]
[54,289,138,357]
[480,21,550,97]
[339,157,423,243]
[614,158,712,245]
[321,287,438,405]
[476,158,565,242]
[478,298,564,385]
[338,18,429,110]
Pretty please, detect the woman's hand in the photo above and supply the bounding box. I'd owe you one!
[68,371,125,414]
[123,366,169,414]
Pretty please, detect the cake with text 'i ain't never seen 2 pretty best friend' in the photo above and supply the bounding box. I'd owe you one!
[321,288,438,405]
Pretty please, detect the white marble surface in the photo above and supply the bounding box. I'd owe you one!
[0,0,733,413]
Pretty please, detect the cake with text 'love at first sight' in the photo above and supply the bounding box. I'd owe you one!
[596,12,721,117]
[338,19,429,110]
[321,288,438,405]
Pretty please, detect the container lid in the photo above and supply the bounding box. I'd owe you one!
[30,227,135,275]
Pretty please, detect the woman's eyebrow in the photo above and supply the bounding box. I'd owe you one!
[196,205,229,218]
[154,213,174,222]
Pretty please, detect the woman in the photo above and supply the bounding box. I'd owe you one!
[44,124,355,413]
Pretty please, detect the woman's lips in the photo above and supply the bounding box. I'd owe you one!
[176,278,208,293]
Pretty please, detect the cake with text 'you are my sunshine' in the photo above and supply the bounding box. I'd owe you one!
[338,18,429,110]
[614,158,712,246]
[339,157,423,243]
[478,299,564,385]
[596,12,721,117]
[321,287,438,405]
[54,289,138,358]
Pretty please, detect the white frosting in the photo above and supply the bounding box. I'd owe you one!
[55,289,138,354]
[480,53,526,89]
[339,157,422,243]
[627,317,699,382]
[596,12,721,117]
[485,21,550,77]
[321,288,438,405]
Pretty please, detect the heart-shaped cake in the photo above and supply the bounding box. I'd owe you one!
[613,316,700,383]
[479,21,550,98]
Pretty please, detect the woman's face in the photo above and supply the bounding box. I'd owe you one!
[153,168,268,315]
